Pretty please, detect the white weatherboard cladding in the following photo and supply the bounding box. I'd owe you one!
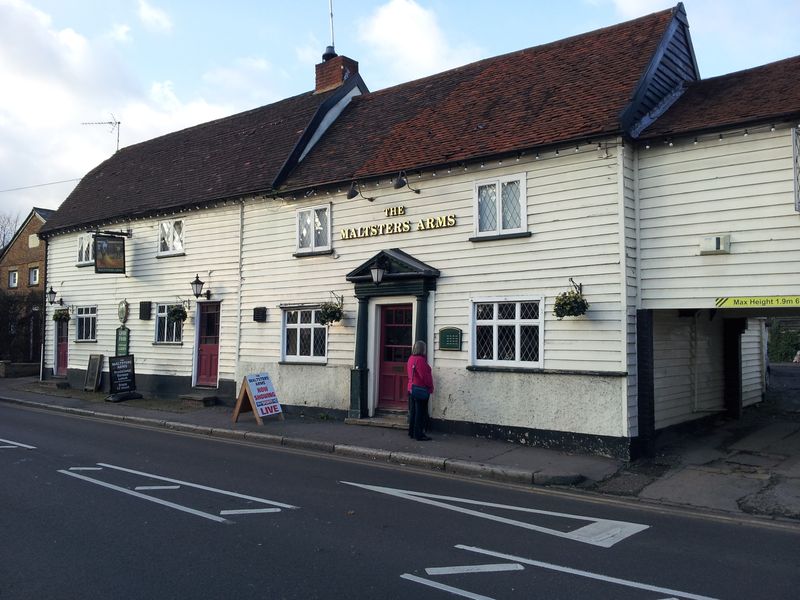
[44,204,242,385]
[622,142,638,437]
[741,317,766,407]
[653,310,725,429]
[638,128,800,307]
[238,144,629,435]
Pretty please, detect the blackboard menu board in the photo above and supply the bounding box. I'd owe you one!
[109,355,136,394]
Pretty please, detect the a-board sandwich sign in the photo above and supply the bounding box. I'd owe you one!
[109,355,136,394]
[232,372,283,425]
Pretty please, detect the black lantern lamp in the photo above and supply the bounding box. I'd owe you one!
[190,274,211,300]
[47,286,62,305]
[370,257,388,285]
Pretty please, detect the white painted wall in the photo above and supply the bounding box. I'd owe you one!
[653,310,725,429]
[237,143,629,437]
[638,126,800,308]
[44,203,243,389]
[742,317,766,407]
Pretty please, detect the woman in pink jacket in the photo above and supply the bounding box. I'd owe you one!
[407,340,434,441]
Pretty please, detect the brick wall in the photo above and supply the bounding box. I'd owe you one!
[0,213,47,295]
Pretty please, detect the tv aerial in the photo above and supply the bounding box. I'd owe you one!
[82,114,121,152]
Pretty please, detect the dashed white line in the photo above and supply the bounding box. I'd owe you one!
[68,467,103,471]
[456,545,719,600]
[0,437,36,449]
[0,445,19,449]
[426,564,523,576]
[97,463,298,509]
[57,470,230,523]
[400,574,496,600]
[135,485,180,491]
[219,508,282,515]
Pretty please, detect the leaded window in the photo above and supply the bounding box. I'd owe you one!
[473,299,541,367]
[155,303,183,343]
[158,220,184,255]
[474,175,526,237]
[283,308,327,362]
[77,234,95,265]
[296,205,331,253]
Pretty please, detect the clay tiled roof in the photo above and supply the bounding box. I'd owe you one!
[40,89,339,235]
[281,8,676,191]
[642,56,800,137]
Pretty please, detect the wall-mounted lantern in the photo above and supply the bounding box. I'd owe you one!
[370,258,388,285]
[47,286,63,305]
[190,274,211,300]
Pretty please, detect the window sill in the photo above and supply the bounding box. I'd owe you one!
[76,262,94,268]
[152,342,184,346]
[466,365,628,377]
[293,249,334,258]
[75,340,98,344]
[156,252,186,259]
[279,360,328,366]
[469,231,532,243]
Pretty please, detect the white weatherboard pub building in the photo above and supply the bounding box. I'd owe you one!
[39,4,799,458]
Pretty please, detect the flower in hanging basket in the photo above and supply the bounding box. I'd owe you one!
[52,308,70,322]
[168,305,188,322]
[318,301,343,326]
[553,289,589,319]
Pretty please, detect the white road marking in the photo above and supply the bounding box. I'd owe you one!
[97,463,298,509]
[58,470,229,523]
[68,467,103,471]
[0,437,36,449]
[400,574,496,600]
[426,563,524,576]
[456,545,719,600]
[219,508,282,515]
[135,485,180,491]
[342,482,648,547]
[0,445,19,449]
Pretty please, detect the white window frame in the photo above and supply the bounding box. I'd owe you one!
[28,267,39,286]
[473,173,527,238]
[75,306,97,342]
[295,204,331,254]
[157,219,185,257]
[793,127,800,212]
[470,297,543,368]
[281,307,328,363]
[8,270,18,288]
[76,234,95,266]
[154,303,183,344]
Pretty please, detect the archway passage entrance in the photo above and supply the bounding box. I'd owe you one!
[378,304,413,410]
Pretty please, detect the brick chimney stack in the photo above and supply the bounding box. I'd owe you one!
[315,52,359,94]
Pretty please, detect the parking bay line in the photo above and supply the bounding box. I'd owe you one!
[220,508,282,515]
[97,463,298,510]
[58,469,230,523]
[456,545,719,600]
[135,485,181,491]
[0,437,36,449]
[426,564,524,576]
[400,574,495,600]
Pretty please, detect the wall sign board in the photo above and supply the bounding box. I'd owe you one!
[232,372,283,425]
[715,296,800,308]
[115,326,130,356]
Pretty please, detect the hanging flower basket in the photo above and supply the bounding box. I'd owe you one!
[318,301,343,326]
[553,285,589,319]
[52,308,70,322]
[168,305,188,322]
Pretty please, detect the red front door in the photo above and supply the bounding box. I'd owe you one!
[378,304,413,411]
[196,302,220,387]
[56,320,68,376]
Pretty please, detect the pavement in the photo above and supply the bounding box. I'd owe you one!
[2,367,800,524]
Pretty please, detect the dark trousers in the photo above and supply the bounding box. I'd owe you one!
[408,393,428,439]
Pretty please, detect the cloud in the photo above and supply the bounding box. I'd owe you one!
[0,0,228,219]
[358,0,482,85]
[610,0,669,18]
[106,24,132,43]
[137,0,172,34]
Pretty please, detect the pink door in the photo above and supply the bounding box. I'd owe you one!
[196,302,220,387]
[56,320,68,376]
[377,304,413,411]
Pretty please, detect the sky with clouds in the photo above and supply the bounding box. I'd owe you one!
[1,0,798,221]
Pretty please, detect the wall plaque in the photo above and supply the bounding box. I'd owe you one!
[439,327,462,351]
[115,326,130,356]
